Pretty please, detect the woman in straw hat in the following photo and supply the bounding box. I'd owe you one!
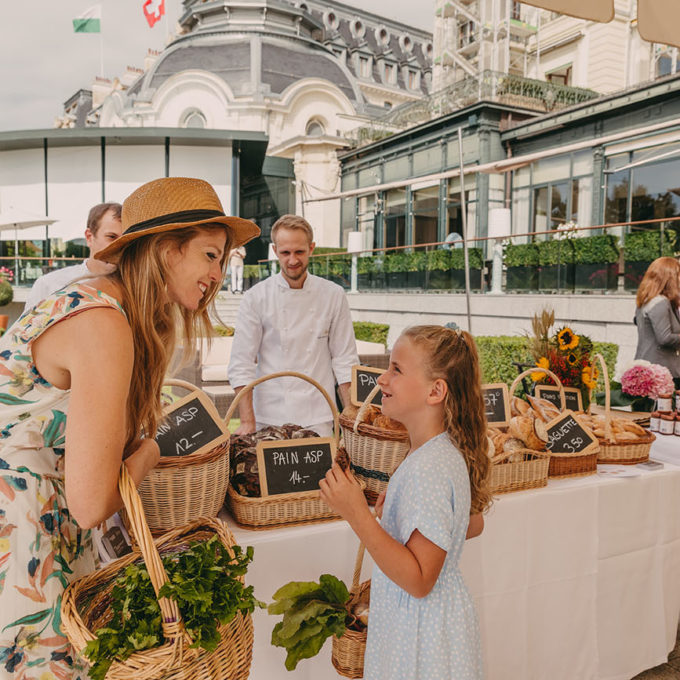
[0,177,259,678]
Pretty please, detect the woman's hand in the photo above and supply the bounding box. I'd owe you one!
[374,490,386,519]
[319,463,371,527]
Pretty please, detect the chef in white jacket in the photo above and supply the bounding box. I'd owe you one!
[228,214,358,436]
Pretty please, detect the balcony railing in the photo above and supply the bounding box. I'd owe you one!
[0,256,86,289]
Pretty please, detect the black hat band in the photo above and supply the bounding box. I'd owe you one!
[125,209,226,235]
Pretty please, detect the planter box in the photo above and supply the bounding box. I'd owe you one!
[426,269,452,290]
[574,263,618,291]
[506,265,539,292]
[451,269,482,291]
[386,271,407,289]
[357,272,372,290]
[623,261,650,291]
[407,270,425,289]
[538,264,575,292]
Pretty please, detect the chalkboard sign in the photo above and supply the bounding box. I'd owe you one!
[535,385,583,412]
[545,410,599,456]
[155,390,229,458]
[101,526,132,559]
[482,383,511,427]
[256,437,337,497]
[351,365,385,407]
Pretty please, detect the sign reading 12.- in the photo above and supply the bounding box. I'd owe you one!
[155,390,229,458]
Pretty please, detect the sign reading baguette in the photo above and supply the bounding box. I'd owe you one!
[256,437,337,497]
[351,365,385,407]
[535,385,583,412]
[155,390,229,457]
[482,383,511,427]
[545,410,599,456]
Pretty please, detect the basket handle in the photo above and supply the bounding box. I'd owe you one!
[351,542,366,593]
[354,382,382,434]
[118,465,183,640]
[164,378,201,393]
[509,367,566,410]
[590,353,614,442]
[224,371,340,443]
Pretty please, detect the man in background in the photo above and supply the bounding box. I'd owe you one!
[24,203,122,311]
[229,245,246,293]
[229,214,358,436]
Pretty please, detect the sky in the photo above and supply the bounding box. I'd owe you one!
[0,0,435,132]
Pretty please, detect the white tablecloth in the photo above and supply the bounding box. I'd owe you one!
[222,436,680,680]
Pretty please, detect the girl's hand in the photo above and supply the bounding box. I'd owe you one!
[374,490,386,519]
[319,463,370,526]
[124,438,161,478]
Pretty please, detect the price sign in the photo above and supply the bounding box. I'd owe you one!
[535,385,583,412]
[256,437,337,497]
[351,365,385,407]
[482,383,511,427]
[155,390,229,458]
[545,410,599,456]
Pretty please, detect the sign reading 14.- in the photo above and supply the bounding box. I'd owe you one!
[155,390,229,458]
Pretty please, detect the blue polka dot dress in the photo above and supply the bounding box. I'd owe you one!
[364,432,483,680]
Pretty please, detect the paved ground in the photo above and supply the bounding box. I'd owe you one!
[632,621,680,678]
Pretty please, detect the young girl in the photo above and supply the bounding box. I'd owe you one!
[319,325,491,680]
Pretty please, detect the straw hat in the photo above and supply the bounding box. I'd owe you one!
[95,177,260,263]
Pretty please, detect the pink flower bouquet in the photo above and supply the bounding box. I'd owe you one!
[615,360,675,411]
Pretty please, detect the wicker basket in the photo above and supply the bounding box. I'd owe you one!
[62,466,254,680]
[510,369,598,478]
[489,447,550,494]
[331,543,370,679]
[224,371,350,529]
[339,382,410,504]
[589,353,654,464]
[132,379,230,535]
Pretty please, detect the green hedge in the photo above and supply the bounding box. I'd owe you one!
[474,335,618,395]
[504,242,539,267]
[213,324,235,336]
[624,228,676,262]
[354,322,389,347]
[537,239,576,265]
[243,264,261,278]
[572,234,620,264]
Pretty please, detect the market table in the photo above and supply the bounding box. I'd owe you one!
[221,436,680,680]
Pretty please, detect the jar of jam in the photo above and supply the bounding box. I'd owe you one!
[675,414,680,436]
[659,412,675,435]
[658,393,673,412]
[675,390,680,412]
[649,411,661,432]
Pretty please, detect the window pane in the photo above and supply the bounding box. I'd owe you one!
[551,182,568,227]
[512,187,530,239]
[533,186,548,233]
[384,156,409,182]
[605,170,629,223]
[385,188,406,248]
[532,155,570,184]
[631,157,680,221]
[573,176,592,226]
[358,167,379,188]
[413,186,439,245]
[572,150,592,176]
[412,146,442,176]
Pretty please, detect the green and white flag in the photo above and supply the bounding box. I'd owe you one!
[73,6,101,33]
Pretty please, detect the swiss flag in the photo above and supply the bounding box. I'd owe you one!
[143,0,165,28]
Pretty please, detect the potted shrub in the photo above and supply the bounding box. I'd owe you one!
[328,256,350,289]
[0,266,14,335]
[356,255,375,290]
[450,247,483,291]
[405,251,426,289]
[242,264,261,291]
[623,228,676,291]
[383,251,409,289]
[504,242,539,292]
[537,238,575,292]
[572,234,620,292]
[425,249,452,290]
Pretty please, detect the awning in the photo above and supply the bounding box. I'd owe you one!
[521,0,680,48]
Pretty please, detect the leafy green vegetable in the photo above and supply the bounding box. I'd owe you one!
[84,536,262,680]
[269,574,351,671]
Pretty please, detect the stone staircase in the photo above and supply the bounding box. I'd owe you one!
[213,291,243,328]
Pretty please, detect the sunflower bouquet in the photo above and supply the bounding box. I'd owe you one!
[527,309,598,404]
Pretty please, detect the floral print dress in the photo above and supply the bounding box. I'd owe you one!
[0,283,126,680]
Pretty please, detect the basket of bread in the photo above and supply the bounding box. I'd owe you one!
[576,354,655,464]
[508,368,598,478]
[225,371,362,529]
[339,382,410,504]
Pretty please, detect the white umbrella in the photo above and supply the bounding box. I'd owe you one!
[521,0,680,48]
[0,209,58,284]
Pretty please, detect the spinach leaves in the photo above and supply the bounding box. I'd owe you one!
[269,574,350,671]
[84,536,260,680]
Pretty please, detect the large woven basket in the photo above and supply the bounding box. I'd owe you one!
[62,466,254,680]
[339,382,410,504]
[331,543,370,679]
[589,353,654,464]
[134,379,230,535]
[489,447,550,494]
[510,368,598,478]
[225,371,352,529]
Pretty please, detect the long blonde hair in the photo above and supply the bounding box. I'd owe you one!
[636,256,680,308]
[402,325,492,514]
[112,224,232,446]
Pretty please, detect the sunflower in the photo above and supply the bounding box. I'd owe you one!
[566,352,578,365]
[582,365,598,390]
[531,356,550,382]
[557,327,579,351]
